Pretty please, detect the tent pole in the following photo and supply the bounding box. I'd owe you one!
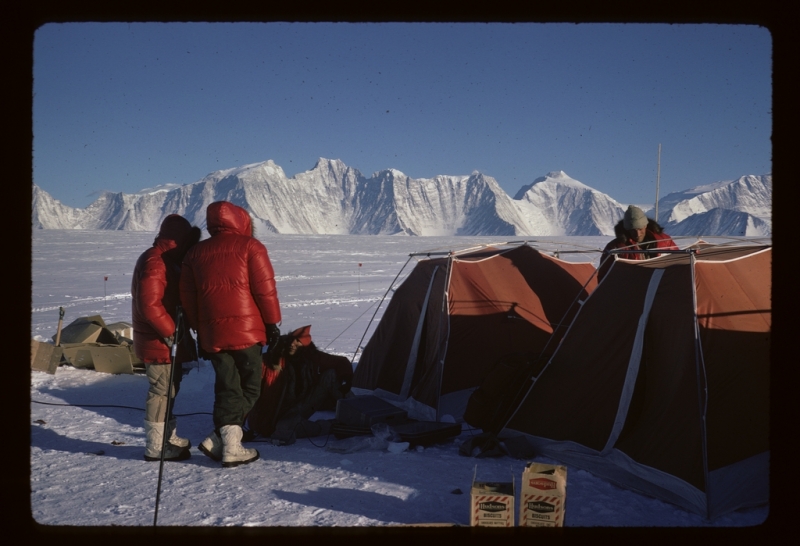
[433,253,455,422]
[351,254,414,365]
[690,251,711,517]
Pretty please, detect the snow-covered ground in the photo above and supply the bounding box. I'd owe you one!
[28,230,771,528]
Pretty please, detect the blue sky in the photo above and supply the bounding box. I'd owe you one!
[33,22,772,209]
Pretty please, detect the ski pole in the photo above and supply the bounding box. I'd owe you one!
[153,305,183,527]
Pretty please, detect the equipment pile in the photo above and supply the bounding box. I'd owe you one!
[31,310,143,375]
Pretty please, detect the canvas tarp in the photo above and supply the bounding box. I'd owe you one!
[352,244,598,421]
[497,244,771,519]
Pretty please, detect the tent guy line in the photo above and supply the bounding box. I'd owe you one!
[31,398,213,417]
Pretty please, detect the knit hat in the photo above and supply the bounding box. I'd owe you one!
[290,325,312,346]
[623,206,648,230]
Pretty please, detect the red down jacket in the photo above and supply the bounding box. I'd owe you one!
[180,201,282,353]
[132,215,197,363]
[598,219,678,281]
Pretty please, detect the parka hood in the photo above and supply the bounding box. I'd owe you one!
[157,214,191,242]
[154,214,192,249]
[289,325,313,346]
[207,201,252,237]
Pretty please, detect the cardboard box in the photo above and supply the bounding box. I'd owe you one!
[109,337,143,367]
[471,466,515,527]
[31,339,63,374]
[128,345,144,367]
[105,321,133,342]
[81,315,107,327]
[60,343,95,368]
[56,316,118,345]
[519,462,567,527]
[60,343,135,374]
[89,346,133,374]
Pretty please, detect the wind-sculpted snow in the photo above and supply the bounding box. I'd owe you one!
[32,160,771,237]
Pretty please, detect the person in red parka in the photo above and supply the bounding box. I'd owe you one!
[246,325,353,445]
[598,205,678,281]
[180,201,282,467]
[132,214,201,462]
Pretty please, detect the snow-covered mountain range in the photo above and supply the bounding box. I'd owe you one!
[32,159,772,237]
[649,174,772,237]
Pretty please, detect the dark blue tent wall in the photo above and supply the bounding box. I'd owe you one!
[499,245,771,519]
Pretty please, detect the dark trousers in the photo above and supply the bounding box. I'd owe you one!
[208,344,263,430]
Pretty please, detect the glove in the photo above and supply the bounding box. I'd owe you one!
[163,335,174,348]
[266,324,280,350]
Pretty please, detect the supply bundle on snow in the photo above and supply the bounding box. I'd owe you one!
[496,243,771,519]
[37,315,143,374]
[247,325,353,438]
[351,243,598,422]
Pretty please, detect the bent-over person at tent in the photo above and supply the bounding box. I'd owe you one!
[598,205,678,281]
[132,214,201,462]
[246,325,353,446]
[180,201,282,467]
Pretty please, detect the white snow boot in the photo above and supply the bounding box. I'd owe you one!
[144,420,191,462]
[199,430,223,462]
[167,418,191,449]
[220,424,259,468]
